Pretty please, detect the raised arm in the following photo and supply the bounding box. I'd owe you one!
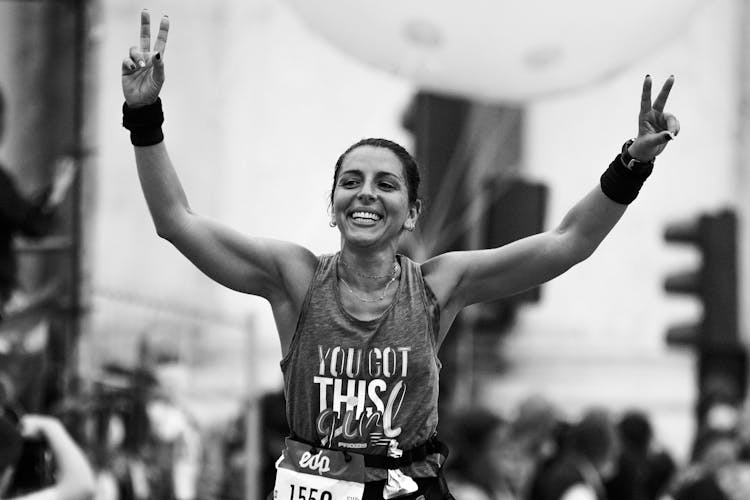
[120,11,316,314]
[424,75,680,323]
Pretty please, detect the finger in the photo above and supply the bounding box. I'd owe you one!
[657,130,674,144]
[140,9,151,53]
[122,57,137,74]
[665,113,680,136]
[129,46,147,68]
[640,75,652,115]
[653,75,675,112]
[152,52,165,85]
[152,15,170,56]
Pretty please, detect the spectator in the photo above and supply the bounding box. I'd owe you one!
[531,408,619,500]
[509,395,562,498]
[671,428,739,500]
[672,394,750,500]
[604,409,676,500]
[443,407,520,499]
[146,396,202,500]
[0,411,95,500]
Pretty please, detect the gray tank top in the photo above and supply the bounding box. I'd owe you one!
[280,252,443,478]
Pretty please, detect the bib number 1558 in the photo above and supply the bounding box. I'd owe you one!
[287,484,332,500]
[274,462,364,500]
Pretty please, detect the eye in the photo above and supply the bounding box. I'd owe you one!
[379,181,396,190]
[340,178,359,188]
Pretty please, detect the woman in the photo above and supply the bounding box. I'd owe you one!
[121,11,680,500]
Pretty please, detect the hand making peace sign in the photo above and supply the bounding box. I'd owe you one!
[122,10,170,108]
[628,75,681,161]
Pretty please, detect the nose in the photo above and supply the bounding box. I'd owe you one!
[357,191,376,202]
[357,181,376,202]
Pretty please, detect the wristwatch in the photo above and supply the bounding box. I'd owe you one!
[620,139,654,171]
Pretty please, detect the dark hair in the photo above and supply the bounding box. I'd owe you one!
[568,408,617,467]
[618,410,653,454]
[330,138,421,207]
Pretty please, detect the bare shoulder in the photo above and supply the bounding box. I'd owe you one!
[269,239,319,303]
[271,238,318,267]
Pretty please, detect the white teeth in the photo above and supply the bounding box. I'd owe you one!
[351,211,381,220]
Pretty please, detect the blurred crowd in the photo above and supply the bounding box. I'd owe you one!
[439,394,750,500]
[4,356,750,500]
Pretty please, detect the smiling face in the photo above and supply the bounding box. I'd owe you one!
[332,145,420,250]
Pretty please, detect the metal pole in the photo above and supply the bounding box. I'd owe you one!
[66,0,88,398]
[245,315,261,500]
[737,0,750,345]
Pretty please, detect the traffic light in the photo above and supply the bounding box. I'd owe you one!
[475,178,548,332]
[663,208,747,423]
[664,209,739,347]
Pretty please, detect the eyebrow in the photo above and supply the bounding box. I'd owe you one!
[339,169,404,181]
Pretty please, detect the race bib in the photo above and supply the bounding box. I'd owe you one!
[274,438,366,500]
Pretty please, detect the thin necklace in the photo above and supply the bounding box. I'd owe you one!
[339,256,399,279]
[339,272,399,303]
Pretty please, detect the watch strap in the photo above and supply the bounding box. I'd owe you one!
[620,138,654,171]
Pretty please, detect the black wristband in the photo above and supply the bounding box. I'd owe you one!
[600,147,654,204]
[122,98,164,146]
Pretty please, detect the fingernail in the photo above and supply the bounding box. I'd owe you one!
[646,74,650,78]
[155,52,161,60]
[138,60,145,68]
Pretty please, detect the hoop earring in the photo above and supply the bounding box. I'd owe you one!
[329,220,337,228]
[404,223,415,232]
